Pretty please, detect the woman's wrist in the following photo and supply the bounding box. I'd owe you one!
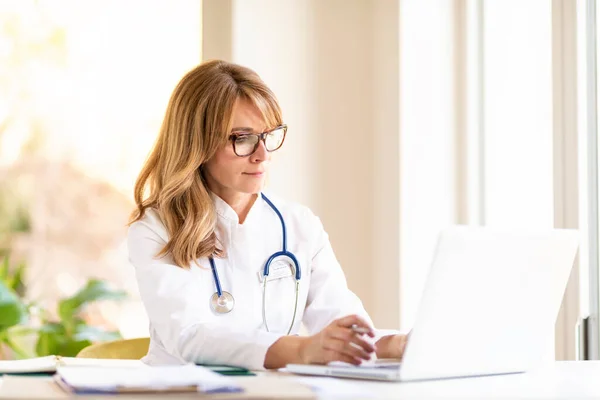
[264,335,309,369]
[297,335,309,364]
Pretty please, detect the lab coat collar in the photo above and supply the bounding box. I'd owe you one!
[208,190,264,225]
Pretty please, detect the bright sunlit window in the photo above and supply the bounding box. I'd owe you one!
[0,0,201,341]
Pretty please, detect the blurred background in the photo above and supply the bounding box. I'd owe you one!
[0,0,598,362]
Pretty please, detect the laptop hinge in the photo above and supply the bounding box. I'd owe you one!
[577,316,589,360]
[578,315,599,360]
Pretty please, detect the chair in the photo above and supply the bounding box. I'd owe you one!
[76,337,150,359]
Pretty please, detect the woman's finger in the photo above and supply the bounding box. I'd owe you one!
[329,327,376,353]
[323,338,372,361]
[330,352,362,366]
[335,315,374,337]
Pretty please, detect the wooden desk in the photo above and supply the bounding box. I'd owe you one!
[1,361,599,399]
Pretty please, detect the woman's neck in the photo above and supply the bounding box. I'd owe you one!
[228,192,257,224]
[210,187,257,224]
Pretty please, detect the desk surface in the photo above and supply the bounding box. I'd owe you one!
[1,361,599,399]
[274,361,600,399]
[323,360,600,399]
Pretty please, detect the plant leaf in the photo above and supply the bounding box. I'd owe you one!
[0,255,9,283]
[54,324,121,357]
[58,339,91,358]
[58,280,126,322]
[36,321,97,357]
[35,323,66,357]
[73,324,122,343]
[3,334,32,359]
[8,261,25,296]
[35,323,96,357]
[5,324,38,338]
[0,279,27,330]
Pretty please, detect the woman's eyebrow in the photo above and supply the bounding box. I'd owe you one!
[230,127,255,132]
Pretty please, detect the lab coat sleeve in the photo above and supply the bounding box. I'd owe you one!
[128,216,284,370]
[301,211,399,344]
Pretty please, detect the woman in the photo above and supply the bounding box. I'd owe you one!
[128,60,408,370]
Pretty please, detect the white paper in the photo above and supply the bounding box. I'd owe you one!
[56,364,241,393]
[0,356,58,373]
[0,356,145,374]
[59,357,144,368]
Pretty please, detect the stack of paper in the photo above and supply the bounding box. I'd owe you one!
[0,356,142,374]
[0,356,58,374]
[55,364,243,394]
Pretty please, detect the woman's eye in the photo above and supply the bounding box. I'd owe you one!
[235,135,254,144]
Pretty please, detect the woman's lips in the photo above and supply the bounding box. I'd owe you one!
[243,172,264,177]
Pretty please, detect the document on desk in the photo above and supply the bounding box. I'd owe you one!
[0,356,142,374]
[55,364,243,394]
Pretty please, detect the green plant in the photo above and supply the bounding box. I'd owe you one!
[0,252,26,297]
[36,279,127,357]
[0,258,29,359]
[0,254,127,359]
[0,190,31,241]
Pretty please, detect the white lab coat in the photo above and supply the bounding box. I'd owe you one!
[128,192,389,370]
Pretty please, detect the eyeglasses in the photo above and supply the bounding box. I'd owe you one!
[228,125,287,157]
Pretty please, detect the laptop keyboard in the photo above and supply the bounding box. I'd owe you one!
[371,364,402,370]
[328,361,402,370]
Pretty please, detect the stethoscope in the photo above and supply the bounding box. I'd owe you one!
[208,193,301,335]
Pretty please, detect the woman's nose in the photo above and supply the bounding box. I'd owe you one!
[251,139,268,162]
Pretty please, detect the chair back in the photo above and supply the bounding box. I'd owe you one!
[76,337,150,359]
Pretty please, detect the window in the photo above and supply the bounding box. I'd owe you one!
[0,0,201,340]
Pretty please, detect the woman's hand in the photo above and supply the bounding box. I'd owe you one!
[375,333,410,359]
[298,314,376,365]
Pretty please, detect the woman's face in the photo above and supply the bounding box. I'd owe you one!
[203,98,271,198]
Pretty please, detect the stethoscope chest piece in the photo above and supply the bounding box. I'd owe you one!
[210,291,235,314]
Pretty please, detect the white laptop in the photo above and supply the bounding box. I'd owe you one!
[286,225,579,381]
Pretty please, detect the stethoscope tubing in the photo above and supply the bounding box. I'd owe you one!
[209,194,301,334]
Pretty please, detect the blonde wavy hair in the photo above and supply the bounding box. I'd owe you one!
[129,60,283,268]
